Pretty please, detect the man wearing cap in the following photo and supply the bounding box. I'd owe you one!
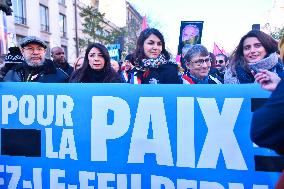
[51,46,73,77]
[3,36,69,82]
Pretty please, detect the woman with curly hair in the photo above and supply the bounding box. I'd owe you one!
[133,28,182,84]
[225,30,284,84]
[69,43,122,83]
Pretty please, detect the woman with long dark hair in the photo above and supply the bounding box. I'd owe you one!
[225,30,283,84]
[133,28,182,84]
[69,43,122,83]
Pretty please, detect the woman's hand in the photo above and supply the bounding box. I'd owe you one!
[254,69,281,91]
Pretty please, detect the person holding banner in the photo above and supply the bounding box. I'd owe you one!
[69,43,122,83]
[224,30,284,84]
[251,35,284,154]
[133,28,182,84]
[3,36,69,82]
[251,35,284,189]
[182,44,222,84]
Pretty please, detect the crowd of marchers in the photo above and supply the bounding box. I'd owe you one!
[0,28,283,85]
[0,27,284,187]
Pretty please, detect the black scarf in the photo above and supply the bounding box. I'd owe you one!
[84,68,107,83]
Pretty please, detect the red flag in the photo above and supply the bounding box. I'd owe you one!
[141,15,148,30]
[221,47,227,55]
[175,54,181,63]
[213,42,222,56]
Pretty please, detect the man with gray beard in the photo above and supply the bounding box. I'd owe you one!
[3,36,68,82]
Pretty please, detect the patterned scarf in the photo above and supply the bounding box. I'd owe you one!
[137,54,176,71]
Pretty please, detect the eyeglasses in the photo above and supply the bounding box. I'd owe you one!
[23,47,45,53]
[190,58,211,67]
[216,60,224,64]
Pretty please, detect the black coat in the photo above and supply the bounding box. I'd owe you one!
[136,63,182,84]
[69,67,122,83]
[3,59,69,83]
[53,61,74,77]
[250,79,284,155]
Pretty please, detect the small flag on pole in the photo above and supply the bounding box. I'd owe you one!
[213,42,222,56]
[221,47,227,55]
[141,15,148,30]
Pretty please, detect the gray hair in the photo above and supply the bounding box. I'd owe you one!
[181,44,192,57]
[184,44,209,63]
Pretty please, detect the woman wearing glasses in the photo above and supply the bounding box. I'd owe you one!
[182,44,222,84]
[133,28,182,84]
[224,30,284,84]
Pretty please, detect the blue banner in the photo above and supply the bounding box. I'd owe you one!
[0,83,281,189]
[106,44,121,61]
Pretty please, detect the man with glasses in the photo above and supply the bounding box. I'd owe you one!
[3,36,68,82]
[182,44,222,84]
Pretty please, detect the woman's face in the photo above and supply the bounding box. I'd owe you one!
[88,47,105,70]
[243,37,267,63]
[187,55,211,80]
[143,34,162,59]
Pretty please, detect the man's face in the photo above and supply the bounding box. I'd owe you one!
[21,44,46,67]
[215,55,227,71]
[51,47,66,64]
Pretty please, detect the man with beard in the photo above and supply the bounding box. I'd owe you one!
[51,46,73,77]
[3,36,68,82]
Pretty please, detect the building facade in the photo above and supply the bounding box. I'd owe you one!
[6,0,79,62]
[0,0,143,63]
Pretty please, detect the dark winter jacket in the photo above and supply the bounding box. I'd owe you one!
[53,61,74,78]
[3,59,69,83]
[135,63,182,84]
[251,79,284,155]
[69,67,122,83]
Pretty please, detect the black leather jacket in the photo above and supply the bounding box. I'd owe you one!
[3,59,69,83]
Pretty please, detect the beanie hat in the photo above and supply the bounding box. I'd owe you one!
[5,47,25,64]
